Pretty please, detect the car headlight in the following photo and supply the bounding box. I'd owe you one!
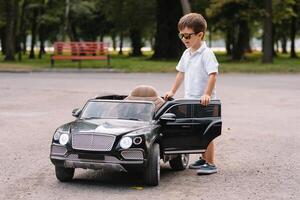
[119,137,132,149]
[59,134,70,145]
[53,131,61,141]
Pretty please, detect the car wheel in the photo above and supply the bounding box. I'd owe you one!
[169,154,189,170]
[55,166,74,182]
[144,143,160,186]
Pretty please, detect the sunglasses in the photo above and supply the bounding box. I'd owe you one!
[178,32,198,40]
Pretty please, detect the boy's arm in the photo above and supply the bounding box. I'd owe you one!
[200,72,217,106]
[164,71,184,100]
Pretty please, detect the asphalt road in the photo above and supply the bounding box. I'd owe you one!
[0,73,299,200]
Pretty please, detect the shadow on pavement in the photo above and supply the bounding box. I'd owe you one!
[60,164,181,188]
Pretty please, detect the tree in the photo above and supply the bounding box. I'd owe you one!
[98,0,155,56]
[290,1,298,58]
[272,0,295,55]
[0,1,6,55]
[126,0,155,56]
[207,0,261,60]
[152,0,184,59]
[262,0,273,63]
[17,0,29,60]
[3,0,18,61]
[98,0,128,55]
[26,1,43,59]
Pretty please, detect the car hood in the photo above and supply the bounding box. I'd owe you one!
[68,119,150,136]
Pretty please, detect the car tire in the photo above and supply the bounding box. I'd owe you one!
[144,143,160,186]
[169,154,189,170]
[55,166,74,182]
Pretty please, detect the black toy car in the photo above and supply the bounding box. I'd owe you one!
[50,87,222,186]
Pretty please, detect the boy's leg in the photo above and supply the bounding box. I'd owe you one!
[202,141,215,164]
[197,141,217,175]
[188,141,215,169]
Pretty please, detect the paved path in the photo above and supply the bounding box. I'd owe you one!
[0,73,299,200]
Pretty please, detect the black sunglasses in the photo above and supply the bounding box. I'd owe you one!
[178,32,198,40]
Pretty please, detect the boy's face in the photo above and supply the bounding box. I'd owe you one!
[178,27,203,49]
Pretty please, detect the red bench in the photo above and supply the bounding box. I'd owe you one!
[51,42,110,67]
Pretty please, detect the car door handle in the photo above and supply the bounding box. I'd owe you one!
[181,125,191,129]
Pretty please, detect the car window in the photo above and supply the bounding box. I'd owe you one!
[166,104,192,119]
[81,101,155,121]
[193,104,220,118]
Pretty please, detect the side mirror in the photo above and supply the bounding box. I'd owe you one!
[72,108,81,117]
[159,113,176,123]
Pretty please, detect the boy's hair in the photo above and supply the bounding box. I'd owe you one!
[178,13,207,34]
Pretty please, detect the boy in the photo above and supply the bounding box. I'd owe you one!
[164,13,219,175]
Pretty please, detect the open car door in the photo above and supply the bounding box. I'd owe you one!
[160,100,222,155]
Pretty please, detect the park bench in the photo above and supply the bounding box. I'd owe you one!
[51,42,110,67]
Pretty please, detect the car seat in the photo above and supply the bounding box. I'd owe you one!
[125,85,165,111]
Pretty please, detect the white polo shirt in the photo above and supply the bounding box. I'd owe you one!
[176,42,219,100]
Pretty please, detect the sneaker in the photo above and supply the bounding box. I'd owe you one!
[196,163,217,175]
[188,158,206,169]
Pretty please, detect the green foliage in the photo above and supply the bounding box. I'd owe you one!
[97,0,155,37]
[206,0,262,31]
[0,0,299,62]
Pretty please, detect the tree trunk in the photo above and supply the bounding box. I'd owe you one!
[232,20,248,60]
[22,35,27,54]
[29,9,38,59]
[153,0,183,59]
[262,0,273,63]
[245,27,252,53]
[111,34,117,51]
[63,0,70,41]
[225,30,233,56]
[130,28,142,56]
[180,0,191,14]
[272,25,277,57]
[38,27,46,59]
[281,36,287,54]
[70,23,78,41]
[17,0,28,61]
[111,32,117,51]
[0,28,6,55]
[4,0,18,61]
[118,32,123,55]
[290,4,298,58]
[100,34,104,42]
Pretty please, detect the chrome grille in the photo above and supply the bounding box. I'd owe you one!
[105,156,119,162]
[121,150,143,160]
[67,154,118,162]
[51,145,67,155]
[67,154,79,159]
[72,133,115,151]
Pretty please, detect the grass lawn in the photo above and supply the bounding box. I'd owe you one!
[0,51,299,73]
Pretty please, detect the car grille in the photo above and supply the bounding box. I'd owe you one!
[72,133,116,151]
[67,154,119,162]
[121,150,143,160]
[51,145,67,155]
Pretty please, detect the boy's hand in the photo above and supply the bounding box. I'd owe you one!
[164,91,174,100]
[200,94,210,106]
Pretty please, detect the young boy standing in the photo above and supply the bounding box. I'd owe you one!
[164,13,219,175]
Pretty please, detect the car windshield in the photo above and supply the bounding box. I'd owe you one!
[80,101,155,121]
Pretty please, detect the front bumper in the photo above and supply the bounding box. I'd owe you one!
[50,144,145,171]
